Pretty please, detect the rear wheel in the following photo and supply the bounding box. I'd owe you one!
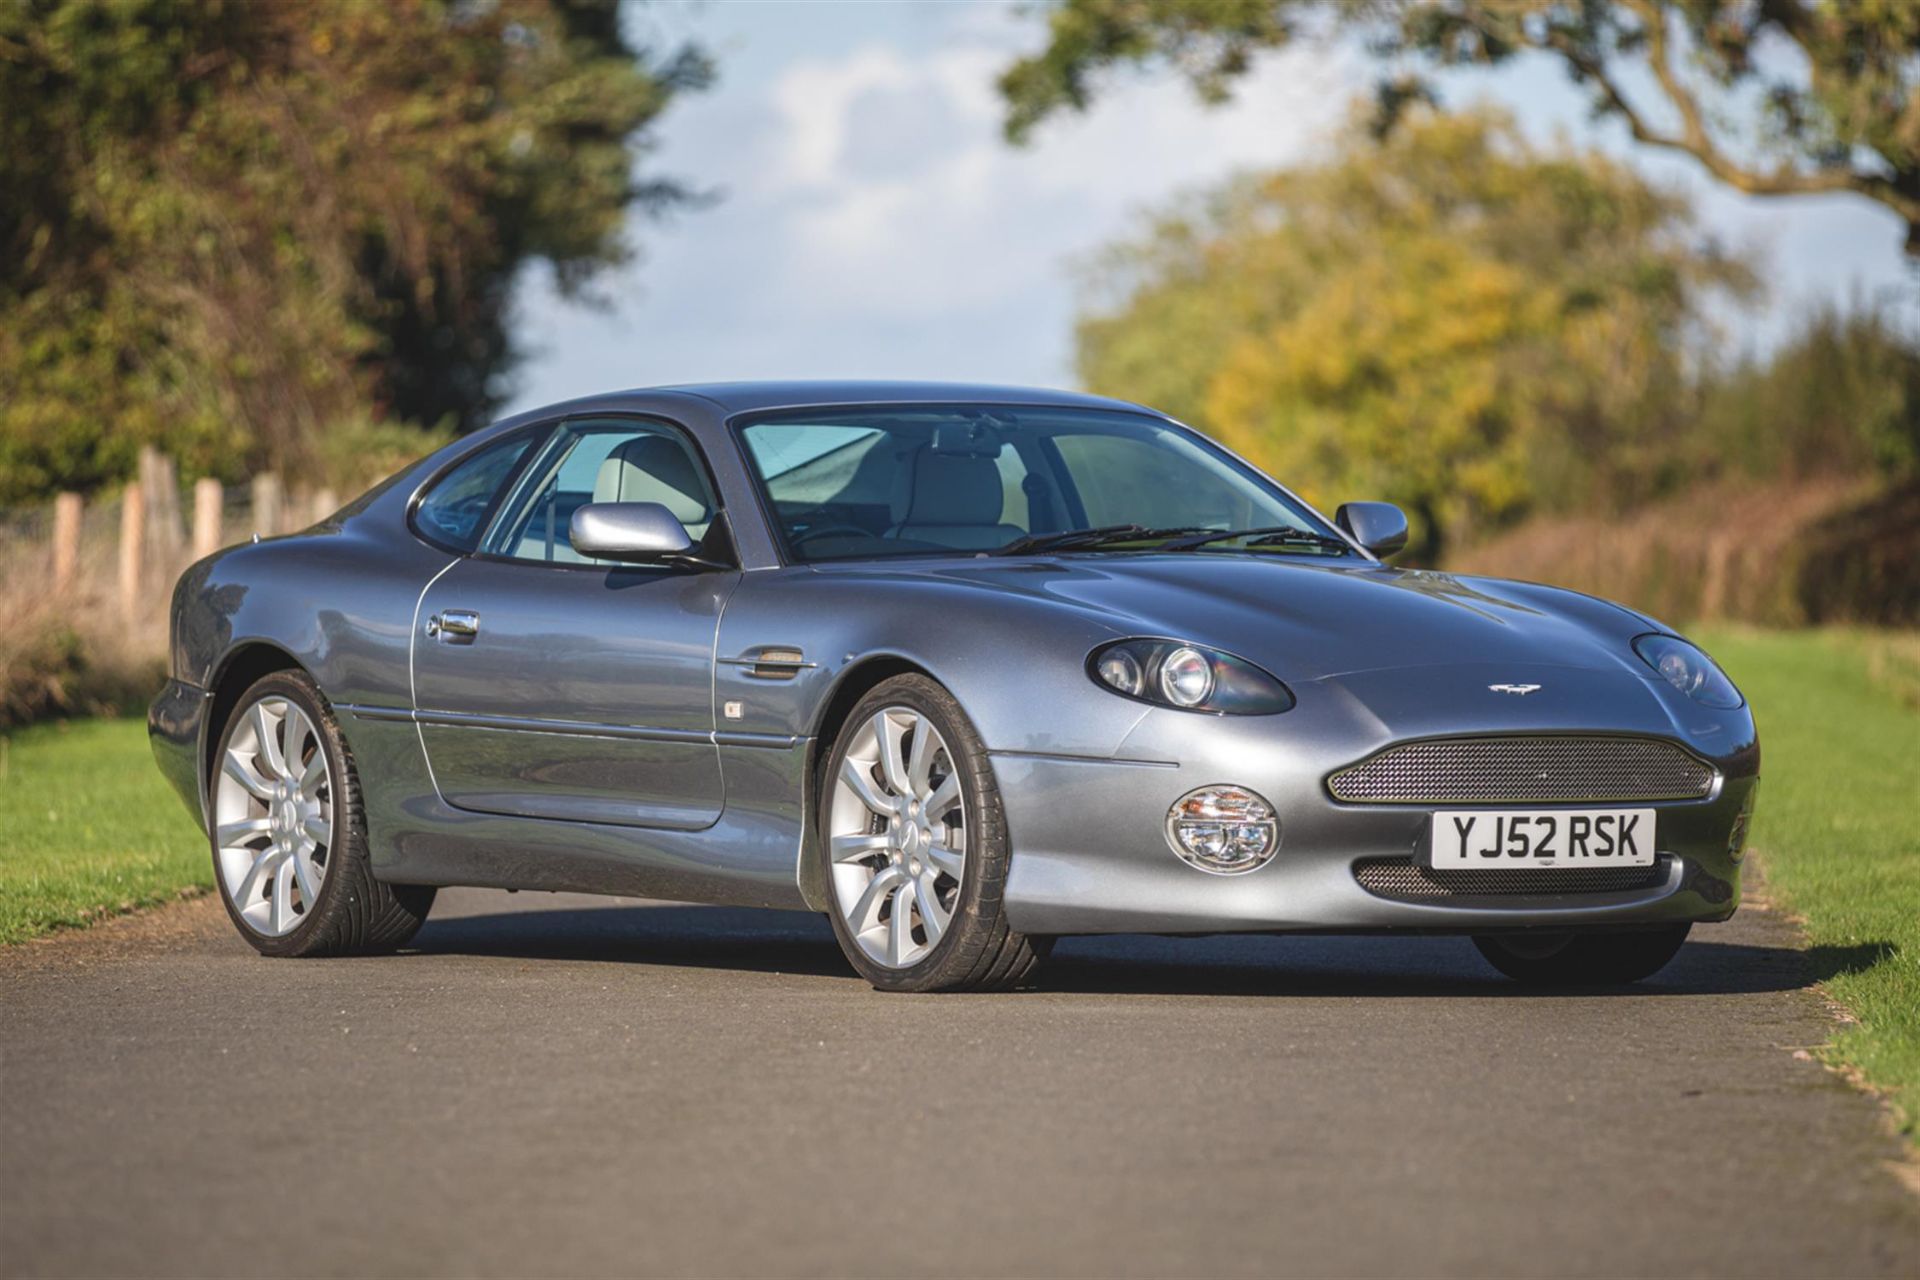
[817,675,1045,992]
[210,671,433,956]
[1472,924,1690,986]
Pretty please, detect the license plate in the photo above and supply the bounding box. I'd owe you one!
[1427,809,1657,869]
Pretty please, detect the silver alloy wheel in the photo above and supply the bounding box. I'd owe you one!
[827,706,966,969]
[212,696,333,938]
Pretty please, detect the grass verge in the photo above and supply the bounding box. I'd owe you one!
[1697,627,1920,1142]
[0,717,208,944]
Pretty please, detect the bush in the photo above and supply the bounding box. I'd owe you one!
[1697,307,1920,485]
[0,615,164,730]
[1796,482,1920,627]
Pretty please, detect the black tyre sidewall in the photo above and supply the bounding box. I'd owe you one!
[1474,924,1691,986]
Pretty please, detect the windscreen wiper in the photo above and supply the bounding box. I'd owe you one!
[1162,526,1355,554]
[989,524,1214,556]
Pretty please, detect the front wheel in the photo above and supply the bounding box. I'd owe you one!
[816,675,1046,992]
[1472,924,1691,986]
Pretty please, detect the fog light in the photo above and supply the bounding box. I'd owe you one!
[1165,785,1279,874]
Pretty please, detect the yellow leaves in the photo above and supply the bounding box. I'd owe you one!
[1079,105,1751,556]
[1205,229,1538,519]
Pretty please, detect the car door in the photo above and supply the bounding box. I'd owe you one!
[411,416,737,830]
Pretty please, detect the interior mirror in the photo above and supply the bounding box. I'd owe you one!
[570,501,695,562]
[1334,501,1409,559]
[930,420,1003,457]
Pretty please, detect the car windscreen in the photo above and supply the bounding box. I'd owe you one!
[737,405,1342,563]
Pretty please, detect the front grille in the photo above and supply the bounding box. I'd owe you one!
[1354,857,1667,901]
[1327,735,1714,804]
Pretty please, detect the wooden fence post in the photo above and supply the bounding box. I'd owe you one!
[251,473,281,538]
[51,492,82,593]
[119,482,145,614]
[193,478,224,559]
[139,445,184,565]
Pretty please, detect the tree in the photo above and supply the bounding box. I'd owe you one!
[1001,0,1920,251]
[1073,108,1753,561]
[0,0,708,501]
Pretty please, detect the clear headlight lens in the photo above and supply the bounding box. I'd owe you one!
[1633,634,1743,709]
[1088,639,1294,714]
[1160,646,1214,707]
[1165,785,1280,874]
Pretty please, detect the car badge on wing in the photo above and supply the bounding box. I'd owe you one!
[1488,682,1543,695]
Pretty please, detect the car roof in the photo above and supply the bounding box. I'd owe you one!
[460,381,1174,468]
[577,380,1151,416]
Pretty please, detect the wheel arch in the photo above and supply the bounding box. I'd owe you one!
[201,642,309,800]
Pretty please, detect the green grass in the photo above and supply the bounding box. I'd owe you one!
[1,635,1916,1144]
[1696,627,1920,1141]
[0,717,208,944]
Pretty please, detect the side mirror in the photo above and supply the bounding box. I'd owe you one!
[1334,501,1409,559]
[569,501,695,562]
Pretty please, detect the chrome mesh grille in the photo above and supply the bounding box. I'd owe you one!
[1326,735,1713,804]
[1353,858,1666,900]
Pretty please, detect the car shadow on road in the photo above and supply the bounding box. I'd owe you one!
[406,903,1892,998]
[411,904,848,978]
[1038,935,1892,998]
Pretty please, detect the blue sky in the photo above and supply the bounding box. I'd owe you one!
[503,0,1913,414]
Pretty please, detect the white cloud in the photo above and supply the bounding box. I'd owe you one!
[504,1,1358,402]
[758,28,1351,318]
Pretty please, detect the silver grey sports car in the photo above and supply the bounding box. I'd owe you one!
[150,382,1759,991]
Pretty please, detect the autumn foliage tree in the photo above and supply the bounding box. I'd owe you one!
[0,0,708,501]
[1073,109,1754,561]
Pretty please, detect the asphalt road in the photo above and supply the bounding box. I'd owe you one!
[3,884,1917,1279]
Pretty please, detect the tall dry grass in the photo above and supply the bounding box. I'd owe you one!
[1,426,443,729]
[0,493,174,726]
[1446,477,1918,628]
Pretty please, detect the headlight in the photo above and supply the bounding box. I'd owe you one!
[1160,646,1214,707]
[1633,634,1743,709]
[1088,639,1294,714]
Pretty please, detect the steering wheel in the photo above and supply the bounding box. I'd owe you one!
[790,522,873,547]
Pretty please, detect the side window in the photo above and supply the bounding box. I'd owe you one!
[486,421,717,565]
[412,432,535,552]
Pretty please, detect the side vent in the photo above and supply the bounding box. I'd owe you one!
[746,647,807,680]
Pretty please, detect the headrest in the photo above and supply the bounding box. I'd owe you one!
[892,449,1004,528]
[593,435,711,527]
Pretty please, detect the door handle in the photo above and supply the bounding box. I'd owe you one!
[428,609,480,643]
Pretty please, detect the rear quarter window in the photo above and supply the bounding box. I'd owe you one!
[410,433,536,552]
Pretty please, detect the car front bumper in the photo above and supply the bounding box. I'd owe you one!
[994,673,1758,937]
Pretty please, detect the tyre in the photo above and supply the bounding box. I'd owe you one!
[1472,923,1691,986]
[816,674,1046,992]
[209,670,434,956]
